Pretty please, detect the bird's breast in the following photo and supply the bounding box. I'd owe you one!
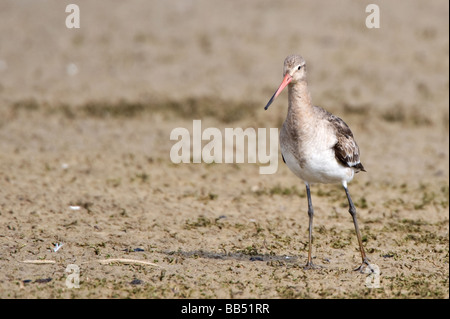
[280,121,353,184]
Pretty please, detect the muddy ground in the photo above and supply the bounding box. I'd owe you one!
[0,0,448,299]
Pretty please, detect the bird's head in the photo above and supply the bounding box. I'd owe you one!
[265,55,307,110]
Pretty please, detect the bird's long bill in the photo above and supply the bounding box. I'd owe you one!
[264,73,292,110]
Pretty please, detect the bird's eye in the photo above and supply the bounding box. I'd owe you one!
[297,65,302,70]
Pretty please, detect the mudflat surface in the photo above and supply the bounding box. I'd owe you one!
[0,0,448,298]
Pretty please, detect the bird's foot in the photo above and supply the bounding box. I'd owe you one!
[353,258,373,273]
[303,261,322,270]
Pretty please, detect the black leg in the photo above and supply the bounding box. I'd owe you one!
[304,183,319,269]
[344,185,370,272]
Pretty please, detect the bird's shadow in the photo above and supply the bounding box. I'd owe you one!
[162,249,300,264]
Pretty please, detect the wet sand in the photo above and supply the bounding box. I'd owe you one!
[0,0,448,298]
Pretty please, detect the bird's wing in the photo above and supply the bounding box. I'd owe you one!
[328,114,366,172]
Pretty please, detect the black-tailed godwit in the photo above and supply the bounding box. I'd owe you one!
[265,54,370,271]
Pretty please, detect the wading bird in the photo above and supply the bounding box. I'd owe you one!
[264,55,370,271]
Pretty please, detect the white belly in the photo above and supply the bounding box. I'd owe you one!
[281,139,354,185]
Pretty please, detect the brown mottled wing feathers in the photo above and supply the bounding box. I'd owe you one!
[328,114,366,172]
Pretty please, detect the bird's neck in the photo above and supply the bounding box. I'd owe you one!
[287,80,313,119]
